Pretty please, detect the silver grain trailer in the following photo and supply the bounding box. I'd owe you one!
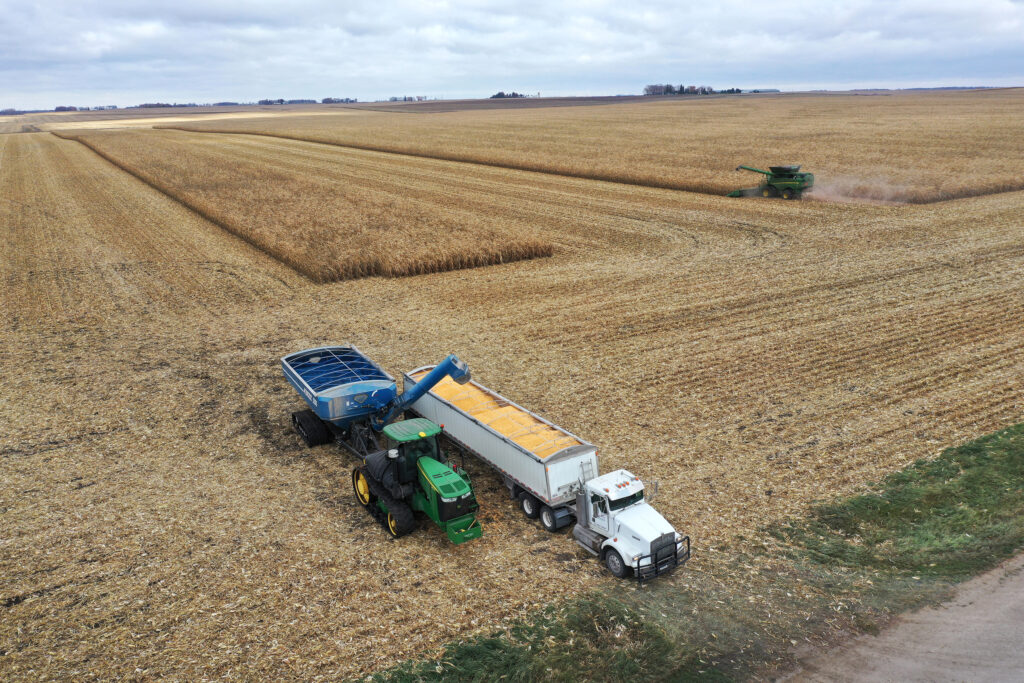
[404,366,690,579]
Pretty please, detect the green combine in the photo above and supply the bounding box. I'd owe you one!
[727,165,814,200]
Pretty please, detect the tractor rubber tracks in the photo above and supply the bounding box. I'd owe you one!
[355,466,417,538]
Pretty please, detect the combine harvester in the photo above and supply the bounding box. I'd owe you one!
[727,164,814,199]
[282,346,482,544]
[405,366,691,580]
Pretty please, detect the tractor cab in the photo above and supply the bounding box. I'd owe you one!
[382,417,444,465]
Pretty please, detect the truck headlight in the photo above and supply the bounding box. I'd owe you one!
[441,496,456,503]
[461,493,472,499]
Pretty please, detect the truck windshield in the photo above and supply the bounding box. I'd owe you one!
[609,491,644,511]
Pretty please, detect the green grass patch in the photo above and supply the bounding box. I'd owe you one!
[774,423,1024,579]
[367,424,1024,682]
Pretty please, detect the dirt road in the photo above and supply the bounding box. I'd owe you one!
[786,553,1024,682]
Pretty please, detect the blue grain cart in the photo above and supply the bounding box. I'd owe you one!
[282,345,481,543]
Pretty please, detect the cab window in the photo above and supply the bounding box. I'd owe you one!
[609,491,644,511]
[403,438,439,462]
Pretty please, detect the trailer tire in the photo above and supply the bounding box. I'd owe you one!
[604,549,632,578]
[292,410,330,447]
[539,506,559,532]
[519,492,540,519]
[385,500,416,538]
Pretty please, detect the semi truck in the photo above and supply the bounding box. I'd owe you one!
[404,366,690,580]
[282,346,482,544]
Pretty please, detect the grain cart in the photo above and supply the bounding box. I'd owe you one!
[727,164,814,199]
[282,346,481,544]
[404,367,690,580]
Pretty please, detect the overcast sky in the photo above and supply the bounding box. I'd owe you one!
[2,0,1022,109]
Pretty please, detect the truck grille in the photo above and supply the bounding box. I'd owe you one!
[634,533,690,581]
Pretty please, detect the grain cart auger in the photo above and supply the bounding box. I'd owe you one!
[727,164,814,200]
[282,346,481,544]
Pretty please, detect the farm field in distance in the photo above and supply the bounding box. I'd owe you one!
[2,91,1023,679]
[56,129,552,280]
[163,89,1024,203]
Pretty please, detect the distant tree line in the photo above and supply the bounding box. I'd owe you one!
[258,98,346,105]
[643,85,742,96]
[490,91,527,99]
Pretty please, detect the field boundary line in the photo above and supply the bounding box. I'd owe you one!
[154,126,1024,205]
[49,131,314,282]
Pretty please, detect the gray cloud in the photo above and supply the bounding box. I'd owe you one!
[2,0,1021,109]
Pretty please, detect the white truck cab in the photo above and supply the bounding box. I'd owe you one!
[572,469,690,579]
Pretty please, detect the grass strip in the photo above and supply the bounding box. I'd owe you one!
[365,423,1024,681]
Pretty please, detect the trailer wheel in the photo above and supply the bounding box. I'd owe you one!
[604,549,632,578]
[519,492,540,519]
[385,501,416,538]
[352,468,376,507]
[781,188,795,200]
[539,506,559,532]
[292,410,330,447]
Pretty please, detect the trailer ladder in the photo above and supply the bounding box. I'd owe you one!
[580,459,596,482]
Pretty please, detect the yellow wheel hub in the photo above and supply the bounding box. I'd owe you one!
[388,513,399,535]
[355,472,371,505]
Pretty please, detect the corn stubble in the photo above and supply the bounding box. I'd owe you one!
[55,129,552,282]
[3,98,1024,681]
[162,89,1024,204]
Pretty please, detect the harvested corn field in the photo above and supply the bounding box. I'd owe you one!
[55,129,552,281]
[0,133,301,324]
[3,92,1024,680]
[160,89,1024,203]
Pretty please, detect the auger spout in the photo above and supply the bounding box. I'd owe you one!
[374,354,470,428]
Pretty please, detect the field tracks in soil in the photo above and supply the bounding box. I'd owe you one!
[0,133,299,321]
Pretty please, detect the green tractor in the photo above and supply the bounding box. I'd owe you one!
[351,418,482,544]
[727,165,814,200]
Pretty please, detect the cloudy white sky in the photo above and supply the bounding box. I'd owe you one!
[2,0,1022,110]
